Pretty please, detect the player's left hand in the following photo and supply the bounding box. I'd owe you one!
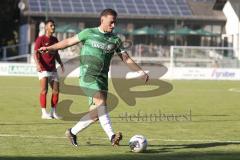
[38,47,48,53]
[141,72,149,84]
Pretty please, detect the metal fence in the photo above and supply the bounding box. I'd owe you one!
[1,43,239,69]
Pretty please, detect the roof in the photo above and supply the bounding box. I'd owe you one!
[20,0,226,21]
[187,0,226,21]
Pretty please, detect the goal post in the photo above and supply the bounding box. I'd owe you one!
[170,46,239,69]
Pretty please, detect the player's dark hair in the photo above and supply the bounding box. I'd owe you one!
[100,8,118,17]
[45,19,55,25]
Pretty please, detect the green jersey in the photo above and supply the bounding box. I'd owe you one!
[77,27,124,99]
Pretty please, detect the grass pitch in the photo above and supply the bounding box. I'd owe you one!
[0,77,240,160]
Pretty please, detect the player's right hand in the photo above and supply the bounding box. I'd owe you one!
[142,72,149,84]
[38,47,48,53]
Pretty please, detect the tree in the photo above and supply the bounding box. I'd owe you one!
[0,0,20,47]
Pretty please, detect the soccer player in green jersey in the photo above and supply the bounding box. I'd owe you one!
[39,8,149,147]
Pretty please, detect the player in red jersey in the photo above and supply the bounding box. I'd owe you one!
[34,20,64,119]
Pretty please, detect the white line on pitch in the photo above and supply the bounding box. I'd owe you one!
[0,134,66,139]
[0,86,38,88]
[0,134,240,143]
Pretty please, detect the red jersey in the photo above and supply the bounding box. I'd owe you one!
[34,35,59,71]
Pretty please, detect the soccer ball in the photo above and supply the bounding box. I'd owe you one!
[129,135,148,153]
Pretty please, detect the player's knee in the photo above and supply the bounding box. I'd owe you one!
[52,89,59,95]
[93,117,99,122]
[89,113,98,122]
[89,105,98,121]
[40,89,48,95]
[93,92,107,106]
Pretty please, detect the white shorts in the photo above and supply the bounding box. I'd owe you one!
[37,71,59,82]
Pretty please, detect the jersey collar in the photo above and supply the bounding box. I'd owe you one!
[98,27,106,34]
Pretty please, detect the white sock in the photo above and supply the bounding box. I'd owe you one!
[71,113,95,135]
[50,107,56,115]
[41,108,48,115]
[97,105,114,140]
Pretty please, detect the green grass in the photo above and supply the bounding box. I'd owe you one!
[0,77,240,160]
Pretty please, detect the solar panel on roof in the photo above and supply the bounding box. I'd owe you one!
[72,2,82,6]
[51,7,61,12]
[49,1,60,7]
[93,1,104,12]
[182,12,191,16]
[104,3,114,7]
[62,3,72,12]
[30,7,40,12]
[127,8,138,14]
[161,11,170,16]
[157,0,165,3]
[48,1,61,12]
[82,1,95,12]
[29,0,39,10]
[115,1,128,13]
[116,4,126,9]
[136,5,148,14]
[104,0,114,6]
[193,0,215,2]
[39,0,47,6]
[62,7,72,12]
[145,1,159,14]
[27,0,192,17]
[84,7,94,12]
[134,0,144,4]
[73,7,84,12]
[71,0,80,3]
[29,0,38,5]
[175,0,186,4]
[179,6,190,11]
[50,0,60,6]
[166,0,175,5]
[37,0,46,12]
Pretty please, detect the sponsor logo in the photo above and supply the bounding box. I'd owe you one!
[91,40,116,53]
[211,69,236,78]
[91,40,106,50]
[8,65,36,75]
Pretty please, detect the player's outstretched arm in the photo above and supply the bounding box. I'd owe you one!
[33,51,42,72]
[56,53,64,72]
[118,52,149,83]
[39,35,80,53]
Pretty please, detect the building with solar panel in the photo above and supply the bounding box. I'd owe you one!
[18,0,226,58]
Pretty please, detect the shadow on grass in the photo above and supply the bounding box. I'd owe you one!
[1,143,240,160]
[83,142,240,154]
[146,142,240,153]
[82,141,240,148]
